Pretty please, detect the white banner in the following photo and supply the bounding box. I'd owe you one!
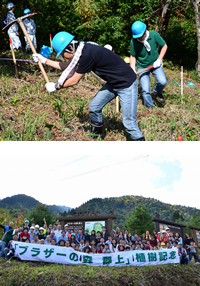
[12,242,179,267]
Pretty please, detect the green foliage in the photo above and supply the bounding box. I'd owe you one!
[1,260,200,286]
[68,196,200,230]
[187,212,200,228]
[172,210,184,222]
[124,203,154,235]
[0,0,198,67]
[28,203,56,226]
[0,194,40,209]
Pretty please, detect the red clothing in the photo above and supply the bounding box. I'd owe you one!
[150,239,157,246]
[157,235,162,242]
[97,249,103,253]
[161,236,168,243]
[20,232,30,242]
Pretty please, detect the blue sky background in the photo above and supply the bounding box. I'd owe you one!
[0,143,199,209]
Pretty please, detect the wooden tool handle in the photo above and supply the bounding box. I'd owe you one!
[9,38,18,78]
[18,20,49,83]
[136,65,154,75]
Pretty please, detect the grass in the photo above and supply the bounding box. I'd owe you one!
[0,258,200,285]
[0,50,199,141]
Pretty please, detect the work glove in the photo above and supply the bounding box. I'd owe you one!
[45,82,56,93]
[153,59,162,68]
[32,53,46,64]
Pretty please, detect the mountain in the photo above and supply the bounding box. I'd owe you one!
[48,205,71,214]
[67,196,200,229]
[0,194,71,214]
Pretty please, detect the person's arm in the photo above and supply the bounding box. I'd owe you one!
[130,56,136,71]
[60,72,84,89]
[158,44,168,61]
[32,54,71,71]
[1,218,7,226]
[45,58,71,71]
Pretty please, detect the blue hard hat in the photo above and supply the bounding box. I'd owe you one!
[52,31,75,57]
[178,242,183,245]
[131,21,146,38]
[25,220,29,223]
[7,2,14,10]
[24,9,31,15]
[71,233,76,236]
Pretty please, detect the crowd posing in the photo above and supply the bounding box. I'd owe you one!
[0,218,200,264]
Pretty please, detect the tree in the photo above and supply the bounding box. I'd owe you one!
[192,0,200,75]
[28,203,56,227]
[187,212,200,228]
[124,204,154,235]
[172,210,184,222]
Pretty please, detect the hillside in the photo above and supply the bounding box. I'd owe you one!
[67,196,200,229]
[0,195,71,214]
[0,259,200,286]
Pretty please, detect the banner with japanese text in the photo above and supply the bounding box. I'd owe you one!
[12,242,179,267]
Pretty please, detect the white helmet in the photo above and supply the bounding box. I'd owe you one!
[7,2,14,10]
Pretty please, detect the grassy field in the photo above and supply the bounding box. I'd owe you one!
[0,50,199,141]
[0,258,200,285]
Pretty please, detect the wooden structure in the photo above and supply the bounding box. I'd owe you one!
[188,226,200,255]
[152,212,186,238]
[56,210,117,236]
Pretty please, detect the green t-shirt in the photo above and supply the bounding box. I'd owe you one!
[2,229,14,244]
[130,31,166,68]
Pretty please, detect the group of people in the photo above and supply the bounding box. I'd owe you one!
[0,218,200,264]
[6,2,37,52]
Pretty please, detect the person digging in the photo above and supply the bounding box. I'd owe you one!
[130,21,168,109]
[32,31,145,141]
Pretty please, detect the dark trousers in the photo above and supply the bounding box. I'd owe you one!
[189,252,200,262]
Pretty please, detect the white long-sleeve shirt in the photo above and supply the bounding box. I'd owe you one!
[22,18,36,35]
[6,11,18,34]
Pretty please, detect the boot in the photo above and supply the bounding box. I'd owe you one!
[133,136,145,141]
[90,121,103,139]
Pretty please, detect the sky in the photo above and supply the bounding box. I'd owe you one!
[0,142,199,210]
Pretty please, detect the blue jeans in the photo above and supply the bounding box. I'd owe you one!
[180,255,190,264]
[0,241,7,257]
[89,80,143,140]
[138,66,167,107]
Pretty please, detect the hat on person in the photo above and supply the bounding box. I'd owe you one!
[35,225,39,228]
[71,233,75,236]
[64,224,69,227]
[161,242,165,246]
[113,230,116,233]
[25,220,29,223]
[51,230,55,233]
[178,242,183,245]
[30,226,35,230]
[39,227,44,231]
[85,228,89,231]
[158,232,161,234]
[49,224,52,227]
[162,230,167,234]
[166,227,170,230]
